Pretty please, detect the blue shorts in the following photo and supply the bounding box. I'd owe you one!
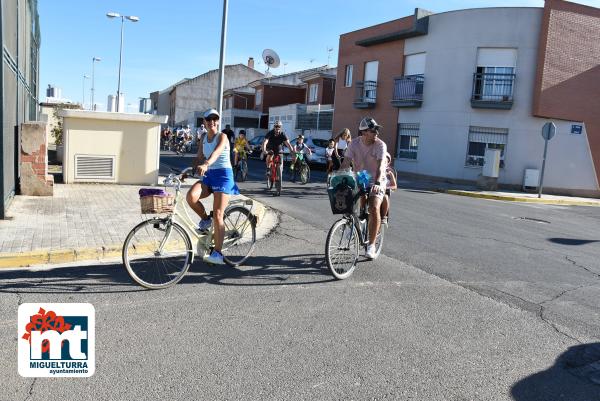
[200,168,240,195]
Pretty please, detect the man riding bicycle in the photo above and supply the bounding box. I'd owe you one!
[340,116,388,260]
[262,120,293,179]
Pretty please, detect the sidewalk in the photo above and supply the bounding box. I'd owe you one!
[397,177,600,207]
[0,181,274,269]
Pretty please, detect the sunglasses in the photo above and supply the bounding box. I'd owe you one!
[274,126,282,129]
[204,116,219,122]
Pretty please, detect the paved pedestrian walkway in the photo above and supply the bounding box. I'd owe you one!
[0,181,274,268]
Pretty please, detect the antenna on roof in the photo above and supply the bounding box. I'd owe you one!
[283,62,288,74]
[327,47,334,67]
[262,49,280,75]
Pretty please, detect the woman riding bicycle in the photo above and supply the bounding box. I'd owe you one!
[187,108,240,265]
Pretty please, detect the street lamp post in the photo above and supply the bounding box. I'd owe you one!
[106,12,139,112]
[82,75,90,109]
[91,57,101,111]
[216,0,229,117]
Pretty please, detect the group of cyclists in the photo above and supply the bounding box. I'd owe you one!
[160,125,202,154]
[185,108,396,263]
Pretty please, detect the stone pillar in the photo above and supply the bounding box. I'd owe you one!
[20,122,54,196]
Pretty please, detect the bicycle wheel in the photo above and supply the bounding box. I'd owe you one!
[222,206,257,266]
[325,218,360,279]
[122,218,193,289]
[266,167,273,190]
[241,159,248,182]
[275,164,282,196]
[299,163,309,184]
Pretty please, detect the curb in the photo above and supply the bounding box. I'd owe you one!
[0,198,267,269]
[442,189,600,207]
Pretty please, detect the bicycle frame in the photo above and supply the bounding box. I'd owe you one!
[158,174,255,262]
[268,154,282,182]
[342,189,371,247]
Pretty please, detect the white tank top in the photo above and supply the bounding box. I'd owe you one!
[203,133,231,170]
[337,139,348,150]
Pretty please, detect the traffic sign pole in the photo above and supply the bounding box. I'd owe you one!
[538,122,556,198]
[538,138,549,198]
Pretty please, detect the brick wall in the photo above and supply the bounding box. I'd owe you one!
[332,15,413,151]
[533,0,600,187]
[20,122,53,196]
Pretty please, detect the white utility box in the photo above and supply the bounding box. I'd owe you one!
[482,148,501,178]
[523,169,540,189]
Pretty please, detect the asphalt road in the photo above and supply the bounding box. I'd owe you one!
[239,158,600,341]
[0,152,598,400]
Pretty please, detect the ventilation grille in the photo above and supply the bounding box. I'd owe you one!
[75,155,115,180]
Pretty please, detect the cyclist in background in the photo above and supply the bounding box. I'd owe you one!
[340,117,387,260]
[291,134,312,171]
[381,152,397,225]
[262,120,293,175]
[233,130,251,168]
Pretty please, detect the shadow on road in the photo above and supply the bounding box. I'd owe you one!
[511,342,600,400]
[0,253,334,294]
[548,238,600,246]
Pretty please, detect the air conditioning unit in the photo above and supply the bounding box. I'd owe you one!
[523,169,540,191]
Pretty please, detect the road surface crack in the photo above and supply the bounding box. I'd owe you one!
[23,378,36,401]
[565,256,600,279]
[441,232,544,251]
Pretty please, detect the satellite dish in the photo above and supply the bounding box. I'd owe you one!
[262,49,280,72]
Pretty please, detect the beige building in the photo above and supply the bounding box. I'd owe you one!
[59,110,167,185]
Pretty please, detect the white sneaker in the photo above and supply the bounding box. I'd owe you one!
[366,244,377,260]
[197,217,212,232]
[203,250,224,265]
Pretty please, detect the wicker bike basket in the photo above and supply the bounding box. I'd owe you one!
[138,188,174,214]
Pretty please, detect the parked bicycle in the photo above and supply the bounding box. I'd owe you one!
[325,172,385,279]
[290,152,310,184]
[122,168,257,289]
[266,152,282,196]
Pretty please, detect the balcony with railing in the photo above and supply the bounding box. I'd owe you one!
[391,74,424,107]
[471,72,515,109]
[353,80,377,109]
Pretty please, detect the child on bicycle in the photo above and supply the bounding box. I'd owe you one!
[233,130,250,168]
[326,139,335,175]
[381,152,397,224]
[291,134,312,170]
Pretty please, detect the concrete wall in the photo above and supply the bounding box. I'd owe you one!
[172,64,263,125]
[396,7,598,193]
[60,110,167,185]
[40,105,59,145]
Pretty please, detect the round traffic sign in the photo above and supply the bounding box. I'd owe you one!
[542,122,556,140]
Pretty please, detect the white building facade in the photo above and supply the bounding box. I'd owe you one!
[394,7,597,192]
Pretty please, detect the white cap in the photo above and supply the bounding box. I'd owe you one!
[358,117,382,131]
[203,108,220,119]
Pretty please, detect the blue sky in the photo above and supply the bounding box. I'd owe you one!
[39,0,600,112]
